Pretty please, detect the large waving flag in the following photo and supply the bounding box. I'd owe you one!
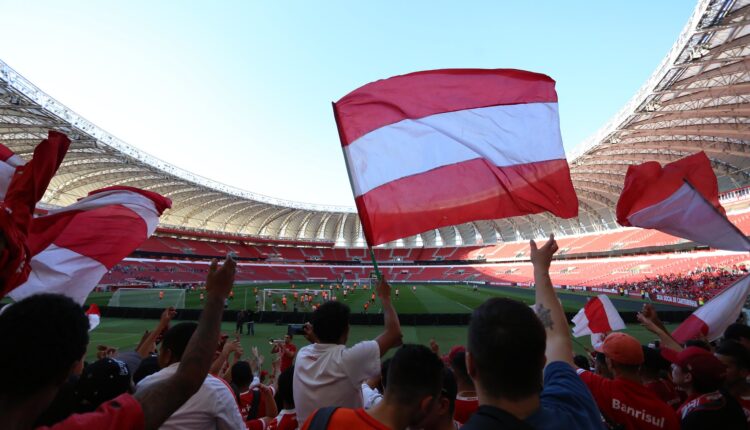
[616,152,750,252]
[0,132,70,296]
[572,295,626,337]
[672,275,750,343]
[333,69,578,246]
[7,186,171,304]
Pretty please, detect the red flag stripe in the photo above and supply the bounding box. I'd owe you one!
[672,274,750,343]
[334,68,558,145]
[355,158,577,246]
[344,102,564,196]
[672,315,709,344]
[617,152,722,225]
[585,297,613,334]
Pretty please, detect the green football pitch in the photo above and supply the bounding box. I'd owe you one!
[85,282,686,314]
[84,283,684,364]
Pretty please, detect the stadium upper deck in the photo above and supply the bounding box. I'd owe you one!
[0,0,748,247]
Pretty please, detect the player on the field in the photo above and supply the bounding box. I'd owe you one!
[282,295,288,310]
[364,302,369,313]
[412,285,417,293]
[371,292,376,303]
[395,288,399,299]
[343,290,348,299]
[200,292,204,302]
[473,284,478,293]
[159,290,165,301]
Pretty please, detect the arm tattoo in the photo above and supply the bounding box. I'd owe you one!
[535,304,554,330]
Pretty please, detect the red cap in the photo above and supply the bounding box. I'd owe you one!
[661,346,726,389]
[599,333,644,365]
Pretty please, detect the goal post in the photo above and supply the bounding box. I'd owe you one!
[108,288,186,309]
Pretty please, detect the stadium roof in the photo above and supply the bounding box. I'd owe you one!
[1,0,749,247]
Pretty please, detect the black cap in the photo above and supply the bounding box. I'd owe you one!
[75,358,131,412]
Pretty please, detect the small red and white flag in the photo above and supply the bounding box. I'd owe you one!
[572,295,626,337]
[86,303,101,331]
[7,186,171,304]
[617,152,750,252]
[333,69,578,246]
[672,274,750,343]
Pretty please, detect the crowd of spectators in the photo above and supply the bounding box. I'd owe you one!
[3,238,750,429]
[598,264,748,303]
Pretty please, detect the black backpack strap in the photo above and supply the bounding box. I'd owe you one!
[307,406,339,430]
[247,388,262,419]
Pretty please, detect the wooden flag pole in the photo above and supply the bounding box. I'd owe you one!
[331,101,383,281]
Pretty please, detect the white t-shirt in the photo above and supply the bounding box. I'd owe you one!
[136,362,246,430]
[293,340,380,424]
[361,383,383,409]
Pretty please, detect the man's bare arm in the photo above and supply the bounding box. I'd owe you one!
[135,256,236,430]
[374,278,403,357]
[136,307,176,358]
[531,235,574,366]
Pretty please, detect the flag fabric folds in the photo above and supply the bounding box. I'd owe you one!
[572,295,626,337]
[333,68,578,246]
[0,131,70,297]
[86,303,101,331]
[672,274,750,344]
[0,143,26,201]
[7,186,172,304]
[616,151,750,252]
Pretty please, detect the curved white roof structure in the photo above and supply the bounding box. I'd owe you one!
[1,0,749,247]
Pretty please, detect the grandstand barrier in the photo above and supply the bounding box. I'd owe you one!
[98,306,693,326]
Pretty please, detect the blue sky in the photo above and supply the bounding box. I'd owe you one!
[1,1,695,207]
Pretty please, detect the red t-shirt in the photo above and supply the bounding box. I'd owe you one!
[302,408,389,430]
[644,378,681,409]
[239,389,270,421]
[280,343,297,373]
[454,394,479,424]
[578,370,679,430]
[38,393,144,430]
[268,410,298,430]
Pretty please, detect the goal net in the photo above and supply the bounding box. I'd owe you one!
[108,288,186,309]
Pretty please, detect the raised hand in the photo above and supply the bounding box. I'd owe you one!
[205,255,236,299]
[530,234,559,270]
[160,306,177,326]
[376,277,391,301]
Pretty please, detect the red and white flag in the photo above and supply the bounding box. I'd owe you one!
[86,303,101,331]
[572,295,626,337]
[617,152,750,252]
[0,131,70,296]
[333,69,578,246]
[7,186,171,304]
[672,274,750,343]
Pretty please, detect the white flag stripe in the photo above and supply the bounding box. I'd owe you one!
[599,295,626,331]
[694,275,750,341]
[88,313,101,331]
[629,183,750,252]
[9,244,108,304]
[572,308,591,337]
[344,102,565,196]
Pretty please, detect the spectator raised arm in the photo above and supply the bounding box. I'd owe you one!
[531,235,573,366]
[134,256,237,430]
[374,277,403,356]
